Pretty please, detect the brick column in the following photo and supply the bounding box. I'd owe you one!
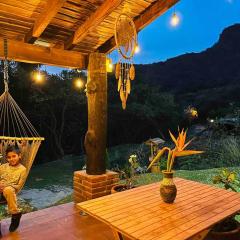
[73,170,119,203]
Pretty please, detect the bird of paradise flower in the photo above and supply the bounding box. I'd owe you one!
[147,128,203,172]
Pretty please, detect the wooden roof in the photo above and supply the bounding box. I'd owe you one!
[0,0,179,69]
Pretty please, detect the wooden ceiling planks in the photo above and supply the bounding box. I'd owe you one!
[0,0,179,68]
[64,0,124,50]
[98,0,179,53]
[25,0,67,43]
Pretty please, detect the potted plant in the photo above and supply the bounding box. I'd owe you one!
[147,128,203,203]
[111,154,139,193]
[208,168,240,240]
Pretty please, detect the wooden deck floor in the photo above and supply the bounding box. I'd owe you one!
[0,202,116,240]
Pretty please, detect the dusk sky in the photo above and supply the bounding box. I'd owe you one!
[46,0,240,74]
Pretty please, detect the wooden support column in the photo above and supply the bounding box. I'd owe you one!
[84,52,107,175]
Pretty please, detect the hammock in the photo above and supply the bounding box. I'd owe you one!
[0,39,44,193]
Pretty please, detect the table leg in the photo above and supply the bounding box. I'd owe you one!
[111,228,124,240]
[189,228,210,240]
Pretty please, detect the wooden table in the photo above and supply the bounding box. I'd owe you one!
[77,178,240,240]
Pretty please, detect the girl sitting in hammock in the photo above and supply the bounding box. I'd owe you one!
[0,145,26,233]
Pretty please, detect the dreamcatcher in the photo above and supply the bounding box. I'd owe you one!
[114,13,137,109]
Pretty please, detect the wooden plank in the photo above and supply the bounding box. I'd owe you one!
[106,186,224,226]
[0,37,87,69]
[65,0,124,49]
[150,198,240,240]
[98,188,227,234]
[128,194,240,240]
[0,0,44,12]
[25,0,67,43]
[78,179,240,240]
[89,181,211,217]
[98,0,180,53]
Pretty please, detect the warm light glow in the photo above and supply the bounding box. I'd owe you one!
[109,63,113,71]
[210,119,214,123]
[74,78,84,89]
[134,45,140,54]
[106,57,113,72]
[190,109,198,118]
[170,13,180,27]
[34,71,44,83]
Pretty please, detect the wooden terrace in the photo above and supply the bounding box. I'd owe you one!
[0,202,121,240]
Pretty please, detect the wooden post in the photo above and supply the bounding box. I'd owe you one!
[84,52,107,175]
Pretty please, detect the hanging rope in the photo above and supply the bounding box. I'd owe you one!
[3,38,9,92]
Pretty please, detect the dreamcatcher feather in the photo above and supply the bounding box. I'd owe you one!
[114,13,137,109]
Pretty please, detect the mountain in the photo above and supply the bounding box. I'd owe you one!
[136,24,240,94]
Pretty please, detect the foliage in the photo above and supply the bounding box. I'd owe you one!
[117,154,141,189]
[213,168,239,192]
[212,168,240,230]
[148,129,203,172]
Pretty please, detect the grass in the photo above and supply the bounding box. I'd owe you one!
[135,167,240,187]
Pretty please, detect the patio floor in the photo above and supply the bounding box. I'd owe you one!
[0,202,117,240]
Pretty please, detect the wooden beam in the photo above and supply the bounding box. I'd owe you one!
[0,38,87,69]
[25,0,67,43]
[98,0,180,53]
[65,0,124,50]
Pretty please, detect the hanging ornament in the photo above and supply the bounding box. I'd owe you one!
[114,13,137,110]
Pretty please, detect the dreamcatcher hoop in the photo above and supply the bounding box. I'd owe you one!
[114,13,137,60]
[114,13,137,110]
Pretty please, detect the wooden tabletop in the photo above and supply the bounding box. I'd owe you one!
[77,178,240,240]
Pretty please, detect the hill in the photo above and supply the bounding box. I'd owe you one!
[136,24,240,94]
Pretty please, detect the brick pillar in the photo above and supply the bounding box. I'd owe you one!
[73,170,119,203]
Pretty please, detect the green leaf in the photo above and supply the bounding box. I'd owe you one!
[228,172,236,182]
[212,175,222,184]
[222,168,230,177]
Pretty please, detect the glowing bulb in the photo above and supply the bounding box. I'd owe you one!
[210,119,214,123]
[75,78,84,89]
[34,71,43,83]
[135,45,140,53]
[170,13,180,27]
[108,63,113,71]
[106,57,113,72]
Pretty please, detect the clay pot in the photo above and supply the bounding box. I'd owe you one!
[160,170,177,203]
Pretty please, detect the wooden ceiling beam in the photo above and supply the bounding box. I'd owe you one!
[65,0,124,50]
[25,0,67,43]
[98,0,180,53]
[0,38,87,69]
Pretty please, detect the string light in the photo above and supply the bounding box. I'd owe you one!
[170,12,180,27]
[134,44,140,54]
[74,78,84,89]
[106,57,113,72]
[33,64,44,83]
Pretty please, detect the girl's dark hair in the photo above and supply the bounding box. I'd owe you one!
[6,146,21,155]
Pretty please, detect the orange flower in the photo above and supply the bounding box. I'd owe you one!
[168,128,203,171]
[147,128,203,172]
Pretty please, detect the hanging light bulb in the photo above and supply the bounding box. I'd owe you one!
[106,57,113,72]
[74,78,84,89]
[170,12,180,27]
[33,65,44,83]
[134,44,140,54]
[35,71,43,82]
